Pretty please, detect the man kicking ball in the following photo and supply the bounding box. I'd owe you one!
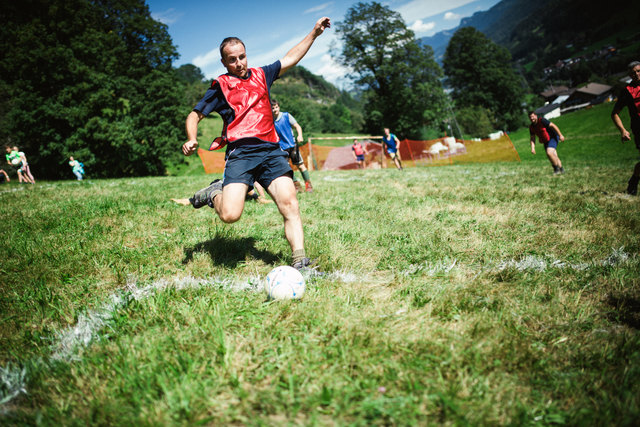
[182,17,331,270]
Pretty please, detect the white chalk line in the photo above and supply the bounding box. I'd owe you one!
[401,246,633,277]
[0,247,634,408]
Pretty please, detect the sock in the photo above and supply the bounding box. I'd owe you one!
[301,170,311,182]
[292,249,306,265]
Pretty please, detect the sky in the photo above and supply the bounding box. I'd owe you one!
[146,0,501,88]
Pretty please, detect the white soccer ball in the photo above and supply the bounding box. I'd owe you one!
[10,158,20,166]
[264,266,305,300]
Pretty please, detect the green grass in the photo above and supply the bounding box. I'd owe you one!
[1,102,639,425]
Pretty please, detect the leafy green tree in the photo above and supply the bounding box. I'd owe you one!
[454,106,495,138]
[333,1,446,139]
[0,0,186,178]
[443,27,525,131]
[176,64,209,112]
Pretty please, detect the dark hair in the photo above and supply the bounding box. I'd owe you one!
[528,111,536,116]
[628,61,640,72]
[270,99,279,106]
[219,37,245,60]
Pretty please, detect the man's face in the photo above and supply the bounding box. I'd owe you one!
[221,42,248,78]
[529,113,538,124]
[271,103,280,117]
[630,65,640,83]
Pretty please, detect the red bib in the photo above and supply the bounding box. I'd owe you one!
[210,68,279,150]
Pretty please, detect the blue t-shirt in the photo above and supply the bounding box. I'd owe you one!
[193,61,281,145]
[274,112,297,149]
[383,133,398,151]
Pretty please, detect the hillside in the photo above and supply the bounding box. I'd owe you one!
[270,66,364,135]
[421,0,640,79]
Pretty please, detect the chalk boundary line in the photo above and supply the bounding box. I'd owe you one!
[0,248,635,410]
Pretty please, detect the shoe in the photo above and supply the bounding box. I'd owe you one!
[553,166,560,174]
[627,176,639,195]
[189,179,222,209]
[292,257,317,271]
[305,181,313,193]
[294,180,303,192]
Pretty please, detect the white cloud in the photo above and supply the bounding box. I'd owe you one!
[444,12,460,20]
[151,8,182,25]
[304,2,333,14]
[314,54,351,86]
[409,19,436,33]
[396,0,475,21]
[192,49,220,71]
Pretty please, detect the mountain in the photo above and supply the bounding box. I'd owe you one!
[420,0,552,64]
[421,0,640,71]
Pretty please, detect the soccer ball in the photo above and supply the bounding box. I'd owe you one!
[11,158,20,166]
[264,266,305,300]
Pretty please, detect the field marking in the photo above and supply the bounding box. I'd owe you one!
[0,186,26,196]
[0,247,634,408]
[0,364,27,410]
[51,274,263,362]
[402,247,632,277]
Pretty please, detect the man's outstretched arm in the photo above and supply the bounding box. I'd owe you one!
[280,17,330,76]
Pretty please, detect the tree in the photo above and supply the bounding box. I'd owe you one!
[443,27,525,131]
[0,0,186,179]
[333,1,446,139]
[455,106,495,138]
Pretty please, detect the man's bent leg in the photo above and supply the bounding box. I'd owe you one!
[214,183,249,223]
[267,175,304,253]
[546,147,562,168]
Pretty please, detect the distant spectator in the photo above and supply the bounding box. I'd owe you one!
[69,156,85,181]
[611,60,640,195]
[6,146,35,183]
[5,146,20,167]
[528,112,565,175]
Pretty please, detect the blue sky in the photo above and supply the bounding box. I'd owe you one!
[146,0,501,88]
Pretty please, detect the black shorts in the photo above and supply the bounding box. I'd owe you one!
[632,123,640,150]
[223,143,292,189]
[285,145,304,166]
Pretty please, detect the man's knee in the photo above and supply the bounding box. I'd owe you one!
[217,207,242,223]
[276,193,299,218]
[214,183,249,222]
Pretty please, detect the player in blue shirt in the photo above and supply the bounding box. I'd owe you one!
[382,128,403,170]
[272,99,313,192]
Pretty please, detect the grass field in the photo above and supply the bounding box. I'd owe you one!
[1,102,639,425]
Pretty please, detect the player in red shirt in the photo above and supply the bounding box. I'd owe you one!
[529,112,566,174]
[611,60,640,195]
[182,17,331,270]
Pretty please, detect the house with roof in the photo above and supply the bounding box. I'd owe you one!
[562,82,613,112]
[534,103,562,119]
[540,85,572,103]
